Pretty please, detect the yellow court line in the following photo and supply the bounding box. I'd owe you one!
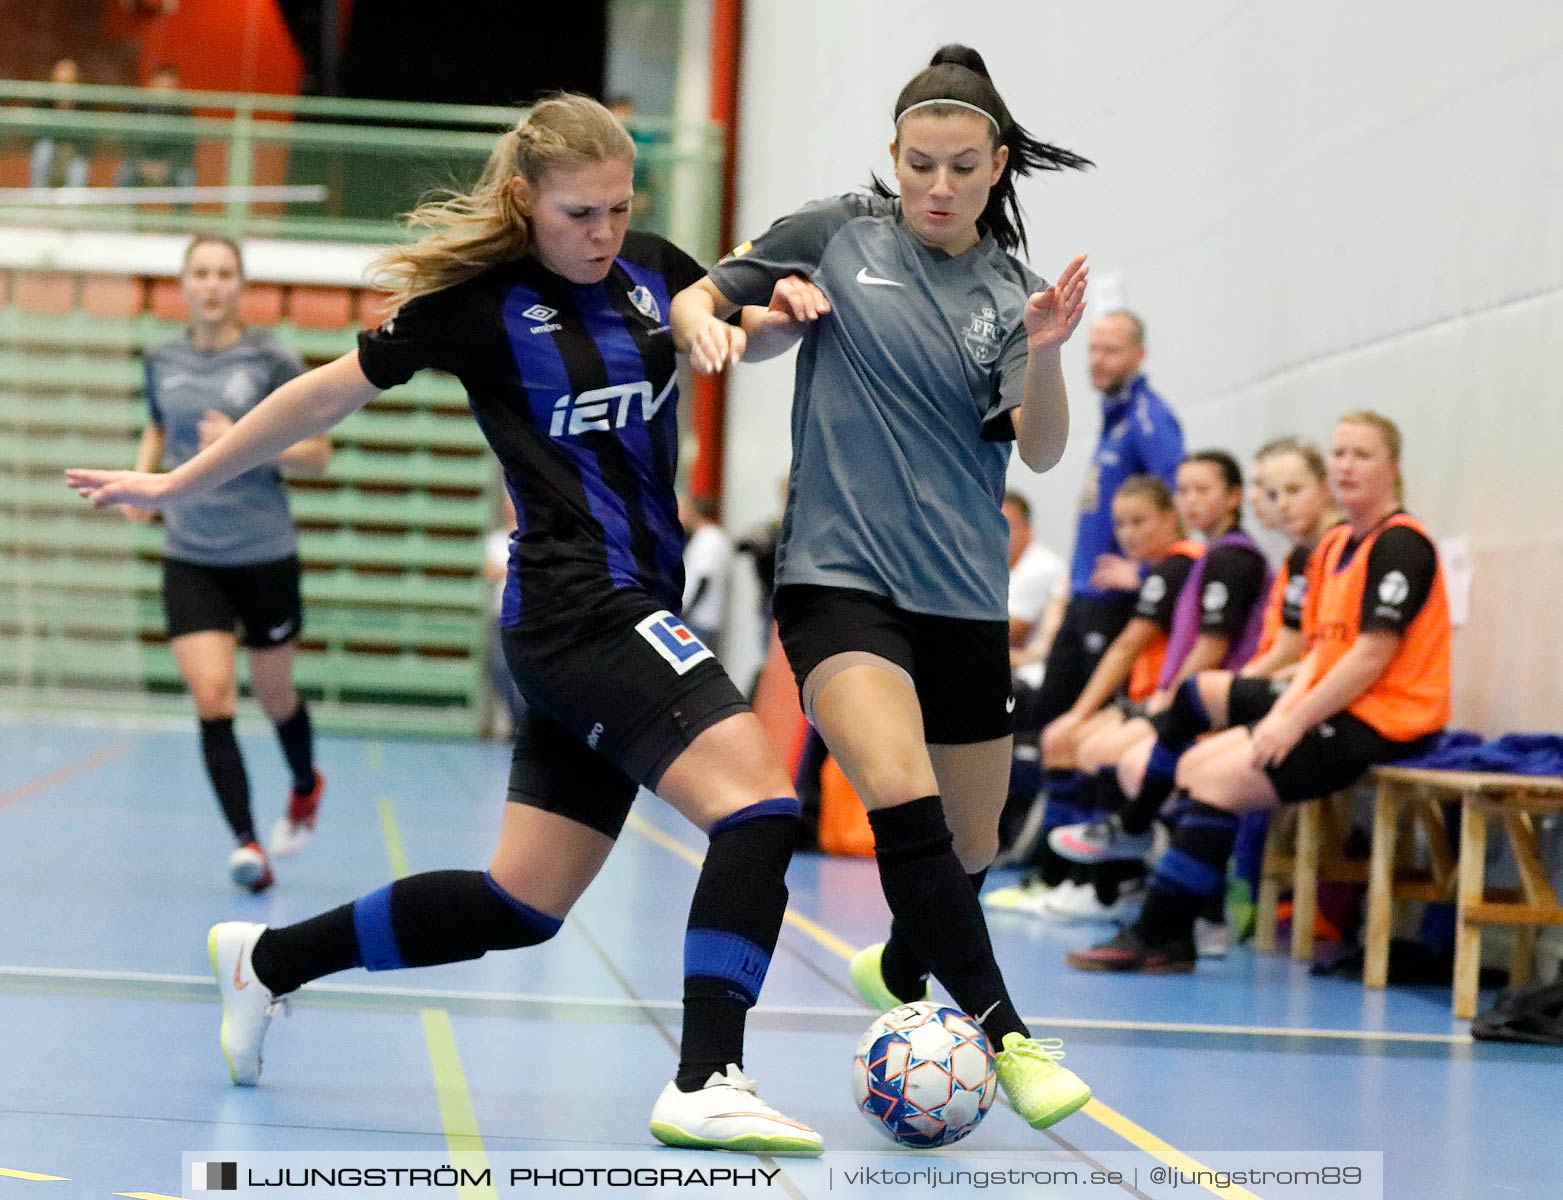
[421,1009,497,1200]
[116,1192,184,1199]
[0,1168,67,1181]
[377,798,495,1200]
[625,810,1262,1200]
[378,796,410,879]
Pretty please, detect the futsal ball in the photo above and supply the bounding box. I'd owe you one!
[852,1001,997,1148]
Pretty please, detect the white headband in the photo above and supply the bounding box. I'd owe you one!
[896,98,1000,135]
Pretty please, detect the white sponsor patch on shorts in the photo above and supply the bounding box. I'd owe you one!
[634,610,714,675]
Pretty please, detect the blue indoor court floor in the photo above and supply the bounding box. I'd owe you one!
[0,712,1552,1200]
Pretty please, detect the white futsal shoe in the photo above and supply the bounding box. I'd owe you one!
[208,921,287,1085]
[649,1065,823,1156]
[1043,879,1143,924]
[227,842,274,893]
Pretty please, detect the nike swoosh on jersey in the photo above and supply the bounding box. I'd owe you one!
[855,267,904,288]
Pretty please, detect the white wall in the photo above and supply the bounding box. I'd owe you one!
[719,0,1563,732]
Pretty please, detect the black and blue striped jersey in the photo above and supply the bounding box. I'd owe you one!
[357,232,704,627]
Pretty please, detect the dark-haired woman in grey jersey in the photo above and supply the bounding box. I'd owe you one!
[673,44,1094,1131]
[131,235,330,892]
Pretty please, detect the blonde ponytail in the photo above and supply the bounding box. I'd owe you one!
[371,94,635,309]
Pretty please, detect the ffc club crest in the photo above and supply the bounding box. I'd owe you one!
[963,305,1002,365]
[628,285,661,322]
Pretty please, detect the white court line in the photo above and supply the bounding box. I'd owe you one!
[0,964,1471,1044]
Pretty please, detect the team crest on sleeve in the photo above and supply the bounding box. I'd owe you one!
[963,305,1003,365]
[1378,570,1410,607]
[634,610,714,674]
[627,284,661,322]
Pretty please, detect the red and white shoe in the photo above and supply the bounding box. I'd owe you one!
[227,841,275,893]
[270,770,323,858]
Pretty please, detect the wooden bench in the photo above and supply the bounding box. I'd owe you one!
[1365,766,1563,1018]
[1256,791,1363,961]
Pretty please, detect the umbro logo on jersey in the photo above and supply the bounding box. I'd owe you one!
[855,266,904,288]
[1005,695,1016,714]
[522,302,562,334]
[635,611,714,674]
[548,376,676,438]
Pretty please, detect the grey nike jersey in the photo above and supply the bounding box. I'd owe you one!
[709,192,1044,620]
[143,329,305,566]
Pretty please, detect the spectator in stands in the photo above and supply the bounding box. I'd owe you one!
[123,234,330,893]
[114,63,197,193]
[1066,411,1452,972]
[29,59,91,189]
[70,94,824,1153]
[679,492,735,652]
[1002,492,1065,653]
[1014,308,1184,891]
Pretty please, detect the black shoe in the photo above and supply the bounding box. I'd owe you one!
[1065,928,1196,974]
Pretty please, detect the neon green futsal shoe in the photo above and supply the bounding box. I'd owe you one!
[649,1065,823,1155]
[849,942,930,1013]
[995,1032,1092,1129]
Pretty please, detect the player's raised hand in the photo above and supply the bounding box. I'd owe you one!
[1023,254,1089,352]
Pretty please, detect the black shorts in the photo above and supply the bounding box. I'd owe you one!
[1227,675,1288,727]
[1225,677,1438,804]
[1031,592,1138,733]
[500,588,749,839]
[773,584,1011,745]
[163,555,303,649]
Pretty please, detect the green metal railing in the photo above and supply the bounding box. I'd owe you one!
[0,81,724,256]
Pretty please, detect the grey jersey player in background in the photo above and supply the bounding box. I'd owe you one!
[130,235,330,892]
[673,44,1097,1132]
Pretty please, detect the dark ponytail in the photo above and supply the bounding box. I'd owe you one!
[875,44,1092,256]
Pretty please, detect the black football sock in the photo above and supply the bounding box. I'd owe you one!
[199,716,255,844]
